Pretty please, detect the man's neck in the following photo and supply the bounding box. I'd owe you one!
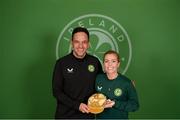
[73,51,86,59]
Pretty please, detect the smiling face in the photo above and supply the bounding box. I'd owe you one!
[103,53,120,75]
[71,32,89,59]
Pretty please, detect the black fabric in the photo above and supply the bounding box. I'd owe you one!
[52,52,102,119]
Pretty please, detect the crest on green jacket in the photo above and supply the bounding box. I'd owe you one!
[114,88,122,96]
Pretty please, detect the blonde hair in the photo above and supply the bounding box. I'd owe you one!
[103,50,120,62]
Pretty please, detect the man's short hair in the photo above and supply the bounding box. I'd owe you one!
[72,27,89,40]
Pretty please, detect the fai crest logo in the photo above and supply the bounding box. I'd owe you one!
[56,14,132,74]
[88,64,95,72]
[114,88,122,96]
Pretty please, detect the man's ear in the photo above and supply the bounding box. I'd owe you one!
[87,41,90,48]
[70,40,73,50]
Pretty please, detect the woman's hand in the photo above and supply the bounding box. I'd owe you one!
[103,99,115,108]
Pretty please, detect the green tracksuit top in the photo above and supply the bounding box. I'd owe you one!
[95,73,139,119]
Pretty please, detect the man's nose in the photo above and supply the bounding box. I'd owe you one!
[78,42,83,48]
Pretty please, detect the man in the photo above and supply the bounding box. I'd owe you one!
[52,27,102,119]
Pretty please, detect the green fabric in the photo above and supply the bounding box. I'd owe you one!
[95,73,139,119]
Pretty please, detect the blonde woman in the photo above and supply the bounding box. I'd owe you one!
[95,50,139,119]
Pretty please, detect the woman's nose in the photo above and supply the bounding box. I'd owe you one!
[108,62,112,66]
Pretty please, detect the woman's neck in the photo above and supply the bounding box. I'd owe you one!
[107,72,118,80]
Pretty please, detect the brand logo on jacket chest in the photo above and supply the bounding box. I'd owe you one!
[67,68,74,73]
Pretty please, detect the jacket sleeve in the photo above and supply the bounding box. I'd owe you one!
[113,80,139,112]
[97,59,103,74]
[52,60,81,110]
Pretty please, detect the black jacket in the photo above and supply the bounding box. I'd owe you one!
[52,52,102,119]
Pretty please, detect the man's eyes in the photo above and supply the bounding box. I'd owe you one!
[73,41,88,44]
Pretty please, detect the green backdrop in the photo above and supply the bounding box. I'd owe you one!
[0,0,180,119]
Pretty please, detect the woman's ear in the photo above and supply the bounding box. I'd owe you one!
[118,61,120,68]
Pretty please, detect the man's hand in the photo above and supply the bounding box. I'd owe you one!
[79,103,90,113]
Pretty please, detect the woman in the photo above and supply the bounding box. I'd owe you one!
[95,50,139,119]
